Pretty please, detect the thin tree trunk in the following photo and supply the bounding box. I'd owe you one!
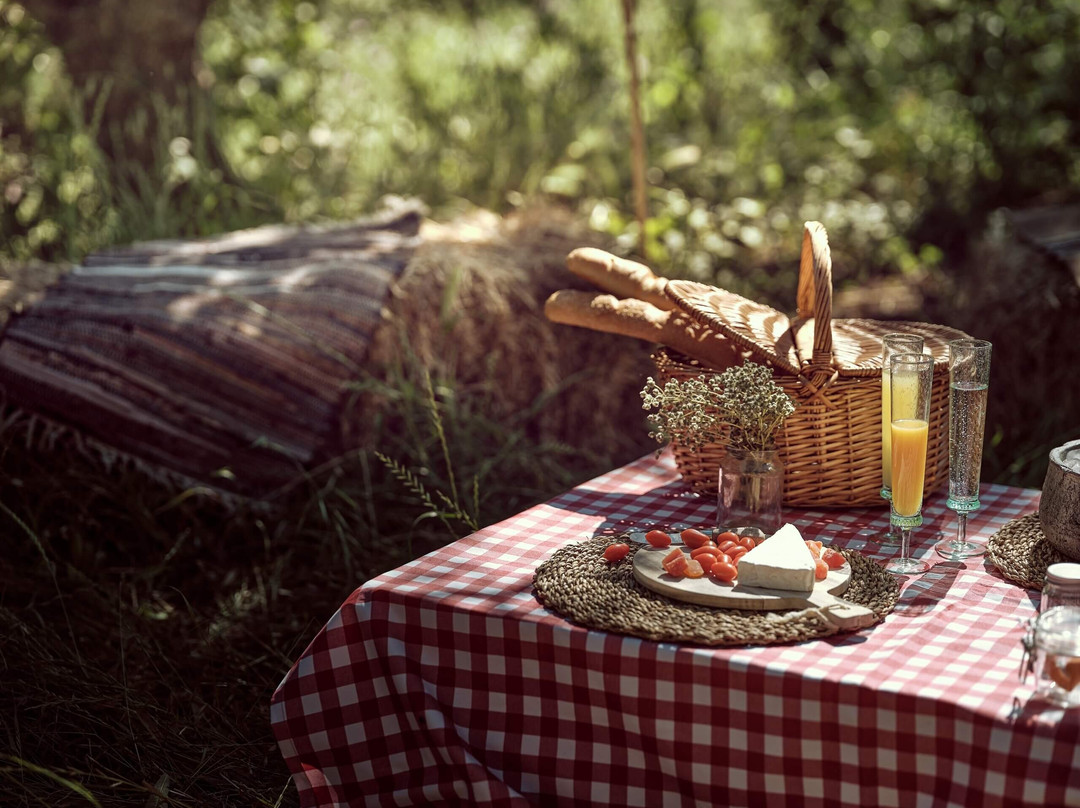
[620,0,649,262]
[24,0,213,169]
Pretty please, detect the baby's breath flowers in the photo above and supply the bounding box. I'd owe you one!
[641,361,795,454]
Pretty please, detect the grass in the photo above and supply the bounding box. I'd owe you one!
[0,352,642,806]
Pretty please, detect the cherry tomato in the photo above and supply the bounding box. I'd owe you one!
[717,540,739,555]
[814,559,829,581]
[738,536,757,552]
[684,559,706,579]
[645,529,672,548]
[713,552,732,565]
[680,528,713,549]
[728,546,748,564]
[716,531,740,545]
[822,548,846,570]
[603,543,630,562]
[690,546,721,562]
[709,560,738,583]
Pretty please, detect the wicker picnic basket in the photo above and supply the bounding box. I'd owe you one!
[655,222,968,508]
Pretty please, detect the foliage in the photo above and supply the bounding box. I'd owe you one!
[4,0,1078,286]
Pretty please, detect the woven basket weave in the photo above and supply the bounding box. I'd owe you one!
[656,222,968,508]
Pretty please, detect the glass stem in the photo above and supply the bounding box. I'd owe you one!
[900,526,912,561]
[955,512,968,546]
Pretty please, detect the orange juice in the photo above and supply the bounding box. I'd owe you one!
[891,419,928,517]
[882,370,919,489]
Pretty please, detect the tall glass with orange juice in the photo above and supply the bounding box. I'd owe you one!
[885,353,934,575]
[875,334,924,545]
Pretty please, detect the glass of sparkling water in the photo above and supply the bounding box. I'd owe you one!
[935,339,992,560]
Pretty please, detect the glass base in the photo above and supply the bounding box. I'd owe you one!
[875,524,902,546]
[884,556,931,575]
[935,538,986,560]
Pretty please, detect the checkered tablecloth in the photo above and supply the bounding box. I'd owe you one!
[271,451,1079,807]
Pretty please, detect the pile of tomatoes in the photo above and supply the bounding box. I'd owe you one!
[601,526,846,586]
[651,528,753,582]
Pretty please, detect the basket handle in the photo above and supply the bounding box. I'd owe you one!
[795,221,834,366]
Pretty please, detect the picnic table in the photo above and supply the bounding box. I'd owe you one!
[270,450,1078,807]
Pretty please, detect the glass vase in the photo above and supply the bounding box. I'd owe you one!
[716,449,784,535]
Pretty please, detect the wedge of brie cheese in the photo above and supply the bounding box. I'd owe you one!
[736,523,816,592]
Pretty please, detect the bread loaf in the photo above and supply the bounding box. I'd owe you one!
[566,248,674,312]
[544,289,738,370]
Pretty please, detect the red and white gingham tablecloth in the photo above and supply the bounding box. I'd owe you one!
[271,451,1079,807]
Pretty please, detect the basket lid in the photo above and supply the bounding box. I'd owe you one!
[666,279,965,377]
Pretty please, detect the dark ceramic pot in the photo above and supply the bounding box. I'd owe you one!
[1041,439,1080,561]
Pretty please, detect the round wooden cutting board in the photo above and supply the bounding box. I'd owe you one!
[630,533,876,630]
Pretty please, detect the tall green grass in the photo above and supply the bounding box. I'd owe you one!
[0,342,626,806]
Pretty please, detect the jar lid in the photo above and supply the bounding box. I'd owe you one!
[1046,563,1080,587]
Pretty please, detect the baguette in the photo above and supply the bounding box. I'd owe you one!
[566,248,674,311]
[544,289,738,370]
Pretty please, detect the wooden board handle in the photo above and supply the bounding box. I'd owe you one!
[804,588,877,630]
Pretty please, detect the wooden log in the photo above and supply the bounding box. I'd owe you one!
[0,208,422,495]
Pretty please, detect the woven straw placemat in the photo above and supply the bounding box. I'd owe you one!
[533,536,899,646]
[986,512,1068,591]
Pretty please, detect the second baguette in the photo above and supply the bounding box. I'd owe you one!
[544,289,738,370]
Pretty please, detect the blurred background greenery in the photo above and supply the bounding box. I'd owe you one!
[4,0,1078,483]
[4,0,1077,277]
[1,0,1079,804]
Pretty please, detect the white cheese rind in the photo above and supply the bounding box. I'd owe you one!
[736,523,815,592]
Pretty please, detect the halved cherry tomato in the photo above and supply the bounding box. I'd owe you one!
[717,540,739,555]
[814,559,829,581]
[645,529,672,548]
[1045,657,1074,691]
[680,528,712,549]
[690,546,721,562]
[664,554,689,577]
[822,548,846,569]
[716,531,740,545]
[804,540,821,559]
[662,547,684,569]
[684,559,706,579]
[603,543,630,562]
[709,560,738,583]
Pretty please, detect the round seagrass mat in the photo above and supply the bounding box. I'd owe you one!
[533,536,899,646]
[986,512,1069,591]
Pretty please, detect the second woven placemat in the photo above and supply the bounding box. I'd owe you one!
[533,535,899,646]
[986,512,1068,591]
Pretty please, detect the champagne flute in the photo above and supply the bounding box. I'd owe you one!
[874,334,925,545]
[935,339,992,560]
[884,353,934,575]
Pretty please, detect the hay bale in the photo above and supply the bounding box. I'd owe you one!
[357,204,655,464]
